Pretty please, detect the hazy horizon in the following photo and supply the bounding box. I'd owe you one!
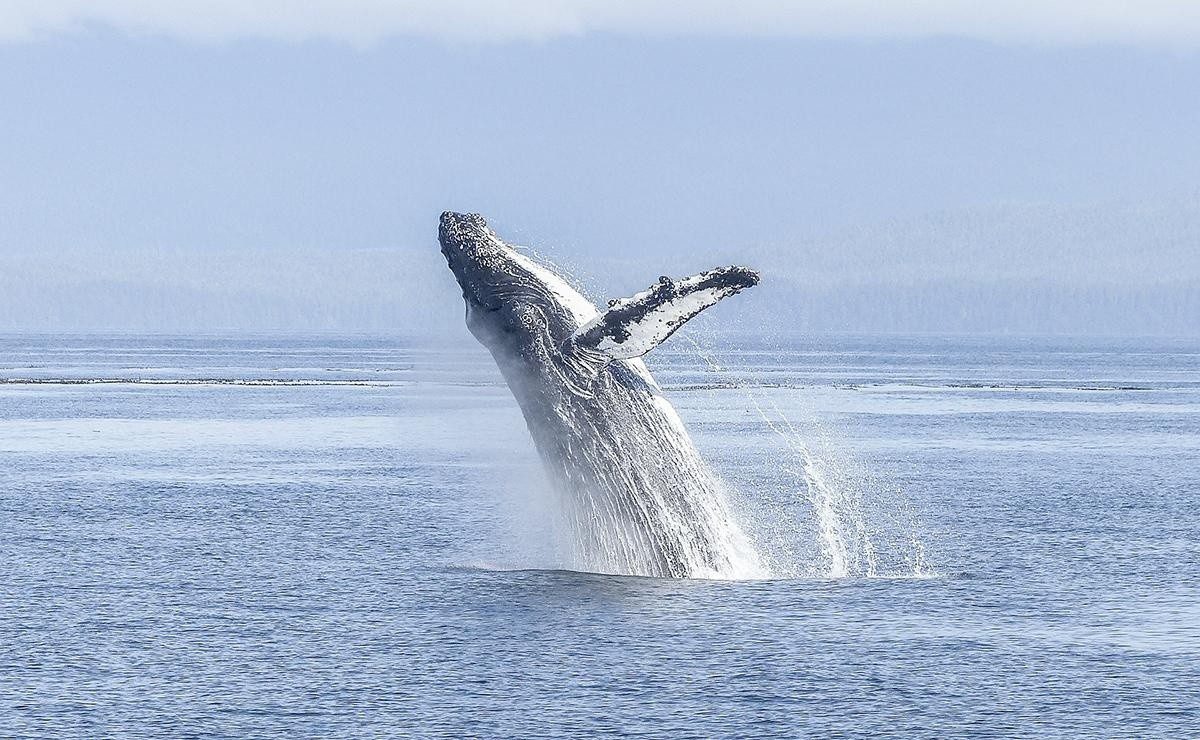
[4,197,1197,336]
[2,9,1198,336]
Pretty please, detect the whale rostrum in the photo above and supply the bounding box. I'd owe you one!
[439,211,765,578]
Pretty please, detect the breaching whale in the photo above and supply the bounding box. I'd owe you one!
[439,212,764,578]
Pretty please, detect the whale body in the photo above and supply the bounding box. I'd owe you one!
[439,212,764,578]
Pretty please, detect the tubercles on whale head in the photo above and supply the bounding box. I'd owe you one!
[439,211,507,309]
[438,211,584,361]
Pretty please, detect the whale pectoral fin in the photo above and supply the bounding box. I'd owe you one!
[569,266,759,360]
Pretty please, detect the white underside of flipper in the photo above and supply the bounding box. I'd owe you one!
[570,266,759,361]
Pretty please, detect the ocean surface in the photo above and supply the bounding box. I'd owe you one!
[2,332,1198,737]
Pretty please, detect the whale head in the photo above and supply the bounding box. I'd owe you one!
[440,211,760,398]
[439,211,593,363]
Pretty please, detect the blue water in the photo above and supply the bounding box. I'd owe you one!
[2,333,1198,737]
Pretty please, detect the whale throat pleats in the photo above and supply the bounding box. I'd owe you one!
[568,266,759,361]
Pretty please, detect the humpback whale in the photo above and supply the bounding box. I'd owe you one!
[439,212,764,578]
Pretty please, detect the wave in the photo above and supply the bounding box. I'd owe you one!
[668,380,1167,392]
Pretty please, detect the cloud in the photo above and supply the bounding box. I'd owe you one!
[2,1,1200,47]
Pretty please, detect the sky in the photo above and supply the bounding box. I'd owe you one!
[1,3,1198,334]
[5,2,1200,46]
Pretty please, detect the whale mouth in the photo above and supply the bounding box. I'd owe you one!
[465,293,501,313]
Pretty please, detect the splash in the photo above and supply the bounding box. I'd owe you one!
[468,237,926,581]
[479,246,768,580]
[532,348,768,580]
[680,335,934,579]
